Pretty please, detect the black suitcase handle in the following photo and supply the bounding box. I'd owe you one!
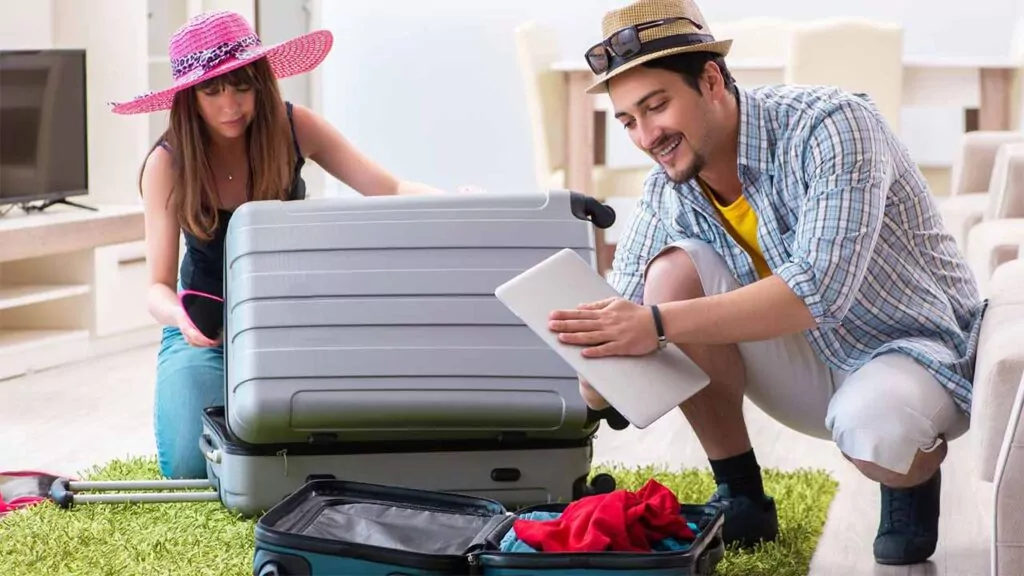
[569,192,616,230]
[588,406,630,430]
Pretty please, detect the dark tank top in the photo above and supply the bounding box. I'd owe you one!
[163,101,306,299]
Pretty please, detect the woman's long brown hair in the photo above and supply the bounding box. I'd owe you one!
[139,58,296,241]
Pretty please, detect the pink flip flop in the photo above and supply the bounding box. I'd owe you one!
[1,470,74,517]
[178,289,224,341]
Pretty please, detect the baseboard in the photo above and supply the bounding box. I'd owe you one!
[87,324,163,359]
[0,324,161,382]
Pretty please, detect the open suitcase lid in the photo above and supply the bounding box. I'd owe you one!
[254,479,725,575]
[255,479,513,573]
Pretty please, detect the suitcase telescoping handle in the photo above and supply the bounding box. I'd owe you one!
[48,477,218,508]
[569,192,616,230]
[46,434,223,508]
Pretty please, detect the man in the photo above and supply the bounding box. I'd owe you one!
[547,0,986,566]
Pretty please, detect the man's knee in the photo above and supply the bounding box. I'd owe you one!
[643,246,705,304]
[827,387,928,474]
[826,355,960,480]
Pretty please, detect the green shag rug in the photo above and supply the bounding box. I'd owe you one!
[0,456,837,576]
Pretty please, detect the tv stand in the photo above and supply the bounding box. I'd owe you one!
[22,198,99,213]
[0,204,158,380]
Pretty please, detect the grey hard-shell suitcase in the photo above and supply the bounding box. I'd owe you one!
[222,190,615,445]
[206,190,624,515]
[46,191,626,518]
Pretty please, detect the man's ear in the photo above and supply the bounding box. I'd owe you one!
[702,61,724,99]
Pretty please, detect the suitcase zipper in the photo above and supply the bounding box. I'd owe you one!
[276,449,288,476]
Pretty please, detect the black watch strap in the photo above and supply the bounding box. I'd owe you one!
[651,305,667,349]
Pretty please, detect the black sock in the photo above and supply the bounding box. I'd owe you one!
[709,449,765,500]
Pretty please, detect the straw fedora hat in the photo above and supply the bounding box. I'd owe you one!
[110,10,333,115]
[585,0,732,94]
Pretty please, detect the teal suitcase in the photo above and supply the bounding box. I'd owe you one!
[251,479,725,576]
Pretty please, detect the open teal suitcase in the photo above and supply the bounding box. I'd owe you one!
[251,479,726,576]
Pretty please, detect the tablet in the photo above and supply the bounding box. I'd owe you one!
[494,249,710,429]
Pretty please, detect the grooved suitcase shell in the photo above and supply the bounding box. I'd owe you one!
[223,191,602,445]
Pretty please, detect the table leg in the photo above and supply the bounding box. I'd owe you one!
[564,71,595,194]
[564,70,615,274]
[978,68,1015,131]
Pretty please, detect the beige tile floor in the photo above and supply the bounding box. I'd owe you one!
[0,343,993,575]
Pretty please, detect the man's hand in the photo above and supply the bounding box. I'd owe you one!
[548,297,659,358]
[578,377,610,410]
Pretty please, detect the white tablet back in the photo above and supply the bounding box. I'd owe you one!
[494,248,710,429]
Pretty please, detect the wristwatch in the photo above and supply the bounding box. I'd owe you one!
[650,305,668,350]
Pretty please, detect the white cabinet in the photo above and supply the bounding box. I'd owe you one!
[0,206,156,380]
[0,250,93,380]
[93,241,155,338]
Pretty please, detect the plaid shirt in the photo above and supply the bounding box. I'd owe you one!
[608,84,986,415]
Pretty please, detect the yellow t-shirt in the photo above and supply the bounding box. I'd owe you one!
[698,179,772,279]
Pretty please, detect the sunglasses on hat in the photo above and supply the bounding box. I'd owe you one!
[585,16,709,75]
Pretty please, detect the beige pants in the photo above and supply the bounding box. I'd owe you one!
[649,240,969,475]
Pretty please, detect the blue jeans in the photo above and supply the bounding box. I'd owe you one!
[153,326,225,479]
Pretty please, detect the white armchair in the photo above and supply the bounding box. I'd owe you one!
[784,18,904,133]
[965,143,1024,295]
[512,21,650,201]
[709,18,793,62]
[950,132,1024,197]
[939,132,1024,251]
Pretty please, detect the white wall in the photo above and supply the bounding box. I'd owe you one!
[53,0,150,205]
[319,0,625,195]
[318,0,1022,196]
[0,0,53,48]
[256,0,328,196]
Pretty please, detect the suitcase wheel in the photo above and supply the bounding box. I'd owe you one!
[256,562,282,576]
[573,472,617,499]
[253,551,311,576]
[589,473,617,495]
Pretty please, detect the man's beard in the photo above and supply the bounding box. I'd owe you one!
[649,132,707,184]
[666,150,705,184]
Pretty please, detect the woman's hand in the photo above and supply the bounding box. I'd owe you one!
[395,182,487,195]
[395,181,446,195]
[175,306,221,348]
[548,297,659,358]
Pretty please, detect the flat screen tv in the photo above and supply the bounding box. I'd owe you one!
[0,49,92,212]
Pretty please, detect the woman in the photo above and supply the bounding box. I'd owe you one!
[111,10,448,479]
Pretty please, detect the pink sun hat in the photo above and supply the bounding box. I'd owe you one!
[110,10,333,115]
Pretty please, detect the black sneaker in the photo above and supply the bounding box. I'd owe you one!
[706,484,779,548]
[874,469,941,565]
